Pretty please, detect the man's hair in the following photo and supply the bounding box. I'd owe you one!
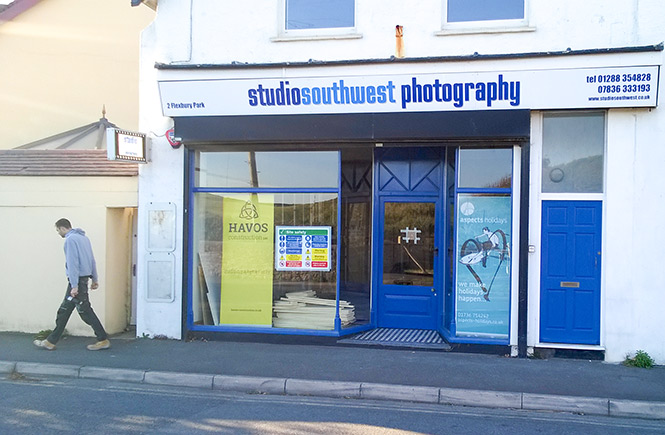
[55,218,72,229]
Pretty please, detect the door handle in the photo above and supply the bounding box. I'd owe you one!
[432,247,439,255]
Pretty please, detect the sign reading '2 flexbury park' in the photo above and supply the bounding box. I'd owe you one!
[158,65,659,117]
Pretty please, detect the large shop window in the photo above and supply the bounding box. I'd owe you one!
[448,148,513,341]
[190,150,371,333]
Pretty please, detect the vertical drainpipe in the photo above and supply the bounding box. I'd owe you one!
[395,25,405,58]
[518,142,530,358]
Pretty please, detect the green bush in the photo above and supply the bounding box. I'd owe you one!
[623,350,655,368]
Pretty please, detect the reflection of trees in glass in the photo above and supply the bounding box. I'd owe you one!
[458,148,512,189]
[384,203,434,241]
[542,112,604,194]
[542,154,603,193]
[383,203,435,286]
[485,175,511,189]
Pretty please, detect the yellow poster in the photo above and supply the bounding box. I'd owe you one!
[220,194,274,325]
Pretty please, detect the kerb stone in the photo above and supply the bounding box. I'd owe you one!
[286,379,361,399]
[15,362,80,378]
[79,366,145,383]
[213,375,286,394]
[361,383,439,403]
[144,371,213,389]
[523,393,609,416]
[439,387,522,409]
[610,399,665,420]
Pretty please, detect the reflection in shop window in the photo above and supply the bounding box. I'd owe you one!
[340,148,372,327]
[195,151,338,188]
[382,202,435,287]
[458,148,512,189]
[192,192,349,330]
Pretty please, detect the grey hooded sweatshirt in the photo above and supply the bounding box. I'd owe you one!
[64,228,98,288]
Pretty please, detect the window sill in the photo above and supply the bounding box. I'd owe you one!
[271,33,363,42]
[435,26,535,36]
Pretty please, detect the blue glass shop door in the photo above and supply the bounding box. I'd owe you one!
[377,197,441,329]
[540,201,602,344]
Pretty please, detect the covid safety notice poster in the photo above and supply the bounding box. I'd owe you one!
[455,194,512,339]
[220,194,274,326]
[275,226,332,272]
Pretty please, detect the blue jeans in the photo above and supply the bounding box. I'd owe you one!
[47,276,108,344]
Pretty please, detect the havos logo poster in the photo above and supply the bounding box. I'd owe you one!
[220,194,274,326]
[455,194,512,338]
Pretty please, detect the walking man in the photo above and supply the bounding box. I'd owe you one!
[34,218,110,351]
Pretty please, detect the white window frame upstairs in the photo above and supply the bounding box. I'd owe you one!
[437,0,534,36]
[273,0,361,42]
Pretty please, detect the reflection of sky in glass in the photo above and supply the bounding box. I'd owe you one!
[286,0,354,29]
[198,151,338,188]
[543,113,604,166]
[458,149,512,189]
[448,0,524,22]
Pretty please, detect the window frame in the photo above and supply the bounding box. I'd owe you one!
[186,148,377,336]
[438,0,533,36]
[274,0,360,41]
[540,111,606,195]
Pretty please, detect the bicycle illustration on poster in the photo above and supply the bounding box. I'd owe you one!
[455,194,511,339]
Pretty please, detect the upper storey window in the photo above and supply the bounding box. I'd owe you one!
[276,0,359,40]
[286,0,354,30]
[440,0,532,35]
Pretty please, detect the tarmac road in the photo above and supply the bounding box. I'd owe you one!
[2,376,665,434]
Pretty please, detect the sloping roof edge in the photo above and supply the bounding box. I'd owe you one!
[15,116,118,150]
[0,0,43,24]
[0,149,139,176]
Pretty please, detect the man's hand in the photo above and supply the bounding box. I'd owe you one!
[91,282,99,290]
[70,287,79,298]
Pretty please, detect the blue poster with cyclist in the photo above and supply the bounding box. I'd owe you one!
[455,194,511,339]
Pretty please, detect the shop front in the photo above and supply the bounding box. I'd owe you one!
[175,108,527,346]
[153,60,659,353]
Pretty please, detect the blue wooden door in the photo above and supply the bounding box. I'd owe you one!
[540,201,602,344]
[377,197,440,329]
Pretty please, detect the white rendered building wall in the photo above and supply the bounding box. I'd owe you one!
[137,19,185,339]
[138,0,665,362]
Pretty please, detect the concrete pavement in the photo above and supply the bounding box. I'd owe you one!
[1,331,664,420]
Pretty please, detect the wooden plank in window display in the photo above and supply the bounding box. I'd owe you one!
[273,291,356,329]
